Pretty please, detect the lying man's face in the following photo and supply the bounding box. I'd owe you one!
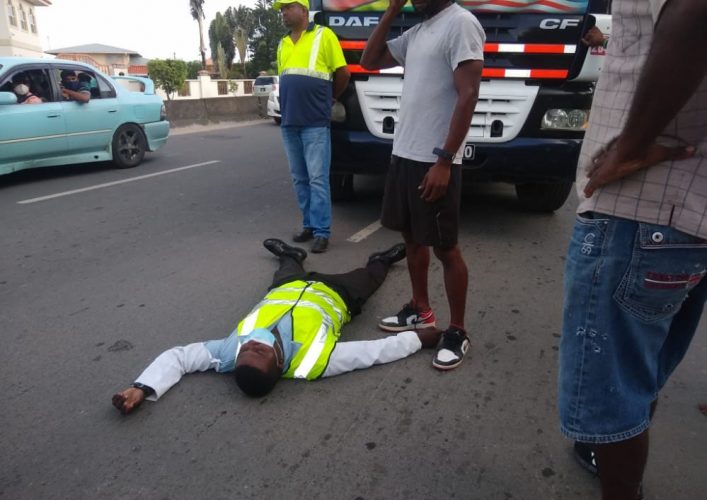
[236,339,281,372]
[234,329,285,397]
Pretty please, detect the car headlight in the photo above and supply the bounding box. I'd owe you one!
[541,109,589,131]
[160,104,167,121]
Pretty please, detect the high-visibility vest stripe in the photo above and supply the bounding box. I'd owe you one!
[293,323,330,379]
[258,295,346,324]
[281,67,332,81]
[309,26,324,70]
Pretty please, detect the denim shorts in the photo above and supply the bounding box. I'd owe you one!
[559,213,707,443]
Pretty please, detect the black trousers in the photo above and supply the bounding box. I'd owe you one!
[269,256,389,316]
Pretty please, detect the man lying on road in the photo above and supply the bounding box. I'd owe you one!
[113,238,441,414]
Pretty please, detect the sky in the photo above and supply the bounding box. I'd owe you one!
[35,0,260,61]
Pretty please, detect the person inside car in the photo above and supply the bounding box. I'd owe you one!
[60,70,90,103]
[11,74,42,104]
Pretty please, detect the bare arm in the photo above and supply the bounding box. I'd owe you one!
[61,88,90,103]
[360,0,406,70]
[584,0,707,197]
[332,66,351,100]
[419,60,483,202]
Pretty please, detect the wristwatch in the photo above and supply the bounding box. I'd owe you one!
[432,147,454,162]
[132,382,155,397]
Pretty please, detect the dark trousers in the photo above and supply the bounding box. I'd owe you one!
[269,257,389,316]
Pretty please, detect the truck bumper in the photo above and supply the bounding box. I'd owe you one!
[331,130,581,184]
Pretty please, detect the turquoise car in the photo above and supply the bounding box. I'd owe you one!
[0,57,170,176]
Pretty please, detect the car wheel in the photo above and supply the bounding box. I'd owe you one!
[112,124,147,169]
[330,172,354,202]
[515,181,573,212]
[273,117,281,125]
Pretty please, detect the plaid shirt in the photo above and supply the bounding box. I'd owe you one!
[576,0,707,238]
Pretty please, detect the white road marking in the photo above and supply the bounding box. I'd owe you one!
[17,160,221,204]
[347,220,382,242]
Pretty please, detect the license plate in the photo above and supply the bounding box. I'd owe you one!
[462,144,475,160]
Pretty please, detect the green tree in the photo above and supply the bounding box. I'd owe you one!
[224,5,256,75]
[215,44,227,79]
[147,59,188,100]
[209,12,235,70]
[189,0,207,68]
[249,0,286,76]
[185,60,202,79]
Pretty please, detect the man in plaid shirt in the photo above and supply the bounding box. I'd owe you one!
[558,0,707,498]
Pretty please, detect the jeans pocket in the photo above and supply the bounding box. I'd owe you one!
[566,215,610,286]
[613,223,707,323]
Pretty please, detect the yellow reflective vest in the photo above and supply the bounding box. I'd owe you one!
[277,23,346,81]
[236,280,351,380]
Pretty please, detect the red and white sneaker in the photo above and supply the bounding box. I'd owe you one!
[378,302,436,332]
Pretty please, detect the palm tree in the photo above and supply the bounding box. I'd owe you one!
[226,5,256,75]
[190,0,207,69]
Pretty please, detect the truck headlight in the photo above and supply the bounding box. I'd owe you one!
[541,109,589,131]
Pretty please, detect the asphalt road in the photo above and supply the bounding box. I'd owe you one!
[1,121,705,500]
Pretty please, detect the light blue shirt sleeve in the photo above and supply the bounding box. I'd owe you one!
[203,329,239,373]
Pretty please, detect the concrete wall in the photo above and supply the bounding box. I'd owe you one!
[164,95,262,127]
[155,74,255,101]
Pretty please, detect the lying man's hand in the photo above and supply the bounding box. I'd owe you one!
[112,387,146,415]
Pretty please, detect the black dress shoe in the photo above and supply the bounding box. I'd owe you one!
[368,243,406,266]
[263,238,307,263]
[311,237,329,253]
[293,228,314,243]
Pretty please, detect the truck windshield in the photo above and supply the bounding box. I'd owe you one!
[321,0,589,14]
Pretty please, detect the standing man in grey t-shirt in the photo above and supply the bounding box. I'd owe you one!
[361,0,484,370]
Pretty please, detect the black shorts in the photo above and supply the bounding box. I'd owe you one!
[381,155,461,248]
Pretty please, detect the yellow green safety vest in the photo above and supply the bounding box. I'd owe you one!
[277,23,342,82]
[236,280,351,380]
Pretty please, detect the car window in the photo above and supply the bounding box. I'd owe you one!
[254,76,275,85]
[0,68,52,102]
[95,74,117,99]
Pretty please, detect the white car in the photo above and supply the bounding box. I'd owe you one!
[267,89,280,125]
[253,75,278,97]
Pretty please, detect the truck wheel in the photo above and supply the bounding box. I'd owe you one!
[112,124,146,169]
[330,173,354,202]
[515,181,573,212]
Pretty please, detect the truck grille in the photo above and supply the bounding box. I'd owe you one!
[355,77,539,143]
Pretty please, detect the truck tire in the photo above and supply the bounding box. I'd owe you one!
[515,181,573,212]
[330,172,354,202]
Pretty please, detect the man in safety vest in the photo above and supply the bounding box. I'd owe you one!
[275,0,351,254]
[112,238,442,414]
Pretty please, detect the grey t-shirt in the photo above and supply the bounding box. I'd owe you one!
[387,3,485,164]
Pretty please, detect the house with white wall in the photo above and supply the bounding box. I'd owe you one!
[0,0,50,57]
[45,43,149,75]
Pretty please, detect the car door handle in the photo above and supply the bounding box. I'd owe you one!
[47,114,61,118]
[108,110,118,113]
